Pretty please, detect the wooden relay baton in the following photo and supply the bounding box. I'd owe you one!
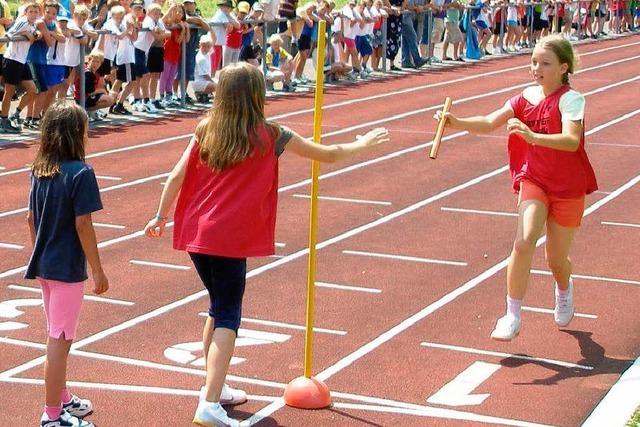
[429,97,453,159]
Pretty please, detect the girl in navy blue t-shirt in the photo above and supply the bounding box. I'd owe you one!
[26,100,109,427]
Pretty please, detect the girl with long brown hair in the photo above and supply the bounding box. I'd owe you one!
[144,62,389,427]
[27,100,109,427]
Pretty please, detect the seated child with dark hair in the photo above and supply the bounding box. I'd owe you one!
[75,50,115,121]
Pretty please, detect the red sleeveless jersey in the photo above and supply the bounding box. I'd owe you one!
[173,123,279,258]
[508,85,598,198]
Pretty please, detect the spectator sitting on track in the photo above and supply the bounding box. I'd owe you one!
[74,50,115,120]
[27,100,109,427]
[144,61,389,427]
[434,35,597,342]
[193,34,217,102]
[264,33,296,91]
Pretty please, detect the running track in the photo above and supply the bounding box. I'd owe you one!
[1,35,639,426]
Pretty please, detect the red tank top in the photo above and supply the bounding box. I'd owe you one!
[508,85,598,198]
[173,123,280,258]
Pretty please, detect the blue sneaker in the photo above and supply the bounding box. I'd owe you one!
[62,395,93,418]
[40,410,94,427]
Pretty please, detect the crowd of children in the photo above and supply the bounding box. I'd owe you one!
[1,0,638,134]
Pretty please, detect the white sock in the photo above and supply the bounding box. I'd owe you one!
[506,295,522,319]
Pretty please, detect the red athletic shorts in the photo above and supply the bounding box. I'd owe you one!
[518,180,585,228]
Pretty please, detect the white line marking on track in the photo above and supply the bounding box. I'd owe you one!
[6,284,135,306]
[0,242,25,250]
[275,242,286,248]
[129,259,191,270]
[233,316,347,335]
[92,222,126,230]
[441,207,519,217]
[427,361,501,406]
[594,190,612,195]
[420,342,594,370]
[590,142,640,148]
[521,305,597,319]
[0,266,27,279]
[530,269,640,286]
[581,355,640,427]
[329,401,555,427]
[95,175,122,181]
[0,166,5,170]
[343,250,468,267]
[293,194,392,206]
[601,220,640,229]
[315,281,382,294]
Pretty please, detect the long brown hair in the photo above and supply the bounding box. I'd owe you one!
[537,34,579,85]
[196,62,279,171]
[31,100,88,178]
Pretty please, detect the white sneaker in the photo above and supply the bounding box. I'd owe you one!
[193,400,239,427]
[144,100,158,113]
[40,410,94,427]
[132,101,145,112]
[554,279,575,327]
[199,384,247,405]
[490,315,521,341]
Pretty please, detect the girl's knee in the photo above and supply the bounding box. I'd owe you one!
[513,237,536,255]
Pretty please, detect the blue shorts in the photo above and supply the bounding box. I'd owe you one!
[507,19,518,27]
[476,20,489,30]
[46,65,67,88]
[134,48,148,77]
[29,63,49,92]
[355,35,373,57]
[189,253,247,333]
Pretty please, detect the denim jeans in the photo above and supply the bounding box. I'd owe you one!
[401,18,423,65]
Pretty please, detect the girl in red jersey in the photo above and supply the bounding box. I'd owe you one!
[144,62,389,427]
[435,34,597,342]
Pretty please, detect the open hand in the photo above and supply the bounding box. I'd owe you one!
[360,127,390,147]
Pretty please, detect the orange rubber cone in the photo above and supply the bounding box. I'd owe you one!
[283,376,332,409]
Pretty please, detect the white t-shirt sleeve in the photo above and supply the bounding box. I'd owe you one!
[559,90,585,121]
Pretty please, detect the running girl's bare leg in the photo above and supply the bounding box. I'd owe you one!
[544,219,578,291]
[506,199,548,299]
[44,335,72,407]
[203,328,236,402]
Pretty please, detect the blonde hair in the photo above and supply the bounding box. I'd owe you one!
[536,34,579,85]
[147,3,162,12]
[268,33,283,44]
[88,49,105,60]
[196,62,279,171]
[74,4,90,18]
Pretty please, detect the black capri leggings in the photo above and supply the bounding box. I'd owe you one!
[189,253,247,333]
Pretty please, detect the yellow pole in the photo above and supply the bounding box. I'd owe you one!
[303,19,326,379]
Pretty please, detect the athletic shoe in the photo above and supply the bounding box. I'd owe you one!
[153,99,165,110]
[490,315,521,341]
[193,400,239,427]
[132,101,146,112]
[0,118,21,133]
[199,384,248,405]
[40,410,94,427]
[429,56,442,63]
[554,279,575,327]
[144,100,159,113]
[112,104,132,115]
[96,110,108,119]
[25,119,40,129]
[62,394,93,418]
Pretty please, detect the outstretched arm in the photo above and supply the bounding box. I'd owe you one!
[434,103,514,134]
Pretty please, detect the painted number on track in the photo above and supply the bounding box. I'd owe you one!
[0,298,43,331]
[427,361,501,406]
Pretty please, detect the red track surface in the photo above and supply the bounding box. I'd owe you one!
[1,36,639,426]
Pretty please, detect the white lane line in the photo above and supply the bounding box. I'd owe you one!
[2,82,638,386]
[0,266,27,279]
[0,207,29,219]
[6,284,135,306]
[129,260,191,271]
[343,250,468,267]
[275,242,286,248]
[590,142,640,148]
[330,402,554,427]
[530,269,640,286]
[420,342,594,370]
[521,306,598,319]
[0,242,25,250]
[93,222,126,230]
[601,220,640,229]
[315,281,382,294]
[594,190,612,195]
[0,166,5,170]
[582,355,640,427]
[293,194,392,206]
[441,207,519,217]
[95,175,122,181]
[236,316,347,336]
